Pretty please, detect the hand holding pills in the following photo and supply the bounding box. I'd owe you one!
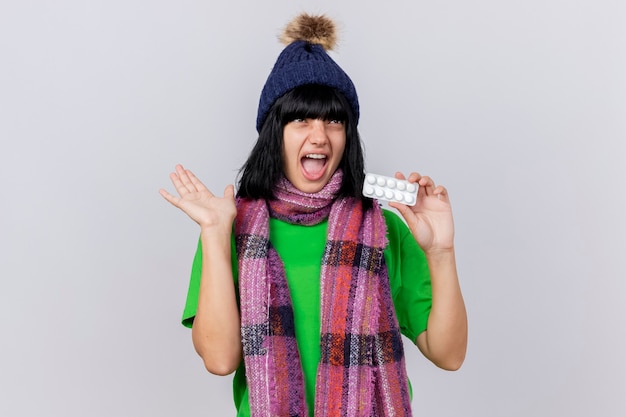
[371,171,455,255]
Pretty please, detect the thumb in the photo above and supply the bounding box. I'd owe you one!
[223,184,235,200]
[389,201,421,232]
[389,201,412,219]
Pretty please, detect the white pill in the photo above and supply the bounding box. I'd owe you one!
[406,183,417,193]
[366,174,376,184]
[375,188,384,197]
[364,185,374,196]
[377,177,386,187]
[397,182,406,191]
[386,178,396,188]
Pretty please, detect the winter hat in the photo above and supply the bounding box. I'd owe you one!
[256,13,360,132]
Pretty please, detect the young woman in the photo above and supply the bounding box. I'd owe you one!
[161,13,467,417]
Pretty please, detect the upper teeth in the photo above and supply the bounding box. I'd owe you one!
[306,154,326,159]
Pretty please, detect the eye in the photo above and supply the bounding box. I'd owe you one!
[328,119,344,125]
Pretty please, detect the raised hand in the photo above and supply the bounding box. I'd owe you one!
[388,172,454,254]
[159,164,237,232]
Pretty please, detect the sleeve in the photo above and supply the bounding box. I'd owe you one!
[181,235,239,328]
[383,209,432,342]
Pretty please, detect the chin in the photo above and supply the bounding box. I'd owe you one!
[291,176,329,193]
[298,183,325,194]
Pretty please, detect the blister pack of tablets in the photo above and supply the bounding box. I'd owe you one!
[362,173,419,206]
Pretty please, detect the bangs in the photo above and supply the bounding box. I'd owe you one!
[277,84,350,124]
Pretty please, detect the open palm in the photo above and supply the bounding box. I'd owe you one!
[160,164,236,232]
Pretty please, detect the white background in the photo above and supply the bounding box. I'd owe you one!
[1,1,624,416]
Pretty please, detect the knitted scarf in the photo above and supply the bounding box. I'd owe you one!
[235,170,412,417]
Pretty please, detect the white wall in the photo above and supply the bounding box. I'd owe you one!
[1,1,624,416]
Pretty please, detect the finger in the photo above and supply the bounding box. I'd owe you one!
[187,169,214,196]
[418,175,435,188]
[389,200,413,219]
[175,164,197,193]
[394,171,407,181]
[223,184,235,200]
[159,188,181,206]
[396,172,426,186]
[169,171,191,196]
[407,172,422,184]
[433,185,450,202]
[417,175,435,197]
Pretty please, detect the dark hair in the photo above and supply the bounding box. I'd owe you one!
[237,84,371,207]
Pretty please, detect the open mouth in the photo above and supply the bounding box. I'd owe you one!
[301,154,327,179]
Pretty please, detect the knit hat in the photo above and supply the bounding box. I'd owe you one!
[256,13,360,132]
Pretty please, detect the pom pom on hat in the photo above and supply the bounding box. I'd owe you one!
[256,13,359,132]
[280,13,337,51]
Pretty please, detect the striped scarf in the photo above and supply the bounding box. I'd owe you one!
[235,170,412,417]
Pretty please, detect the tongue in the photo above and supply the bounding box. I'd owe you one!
[302,157,325,175]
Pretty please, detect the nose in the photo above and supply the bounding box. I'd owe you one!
[308,119,328,146]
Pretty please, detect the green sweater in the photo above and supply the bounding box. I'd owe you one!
[182,209,432,416]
